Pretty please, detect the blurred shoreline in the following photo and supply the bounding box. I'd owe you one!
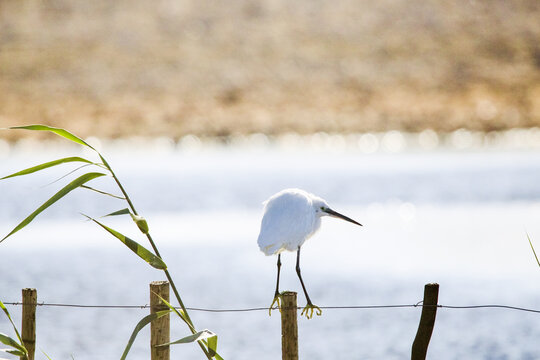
[2,128,540,155]
[1,0,539,141]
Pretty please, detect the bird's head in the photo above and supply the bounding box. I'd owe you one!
[313,198,362,226]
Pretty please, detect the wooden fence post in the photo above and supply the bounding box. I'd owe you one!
[21,288,37,360]
[281,291,298,360]
[150,281,170,360]
[411,283,439,360]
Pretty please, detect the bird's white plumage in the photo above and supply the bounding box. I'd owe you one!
[257,188,361,318]
[257,188,329,255]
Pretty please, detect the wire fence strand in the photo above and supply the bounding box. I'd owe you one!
[4,302,540,314]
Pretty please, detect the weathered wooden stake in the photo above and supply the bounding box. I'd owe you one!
[281,291,298,360]
[150,281,170,360]
[411,283,439,360]
[21,288,37,360]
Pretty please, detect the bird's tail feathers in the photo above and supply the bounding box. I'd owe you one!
[259,242,284,256]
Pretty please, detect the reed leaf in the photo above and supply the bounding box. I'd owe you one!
[0,157,94,180]
[151,292,190,328]
[80,185,125,200]
[0,303,26,358]
[527,233,540,267]
[83,215,167,270]
[43,164,99,189]
[1,301,23,347]
[0,172,107,243]
[157,330,216,347]
[10,125,95,151]
[207,334,218,357]
[0,301,22,350]
[120,310,171,360]
[98,154,112,170]
[103,208,131,217]
[0,334,25,354]
[0,346,26,357]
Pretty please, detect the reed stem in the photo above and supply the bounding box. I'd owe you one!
[106,160,212,359]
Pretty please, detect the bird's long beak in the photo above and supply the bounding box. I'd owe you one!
[323,208,362,226]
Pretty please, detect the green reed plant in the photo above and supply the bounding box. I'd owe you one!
[0,300,28,360]
[1,125,221,359]
[527,233,540,268]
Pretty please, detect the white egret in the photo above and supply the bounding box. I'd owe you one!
[257,188,362,319]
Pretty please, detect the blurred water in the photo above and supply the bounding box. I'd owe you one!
[1,143,540,359]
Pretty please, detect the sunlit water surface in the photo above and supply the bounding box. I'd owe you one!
[1,141,540,359]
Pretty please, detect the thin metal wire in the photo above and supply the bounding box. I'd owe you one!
[3,302,540,314]
[4,302,150,309]
[439,304,540,314]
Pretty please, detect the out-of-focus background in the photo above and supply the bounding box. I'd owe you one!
[2,1,540,360]
[0,0,539,139]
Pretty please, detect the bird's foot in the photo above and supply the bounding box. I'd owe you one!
[268,294,282,316]
[301,302,322,319]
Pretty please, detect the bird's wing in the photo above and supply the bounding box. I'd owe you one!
[257,195,314,255]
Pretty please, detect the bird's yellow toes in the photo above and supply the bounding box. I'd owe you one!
[269,295,282,316]
[300,303,322,319]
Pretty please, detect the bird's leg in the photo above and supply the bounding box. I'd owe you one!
[269,253,282,316]
[275,253,282,298]
[296,247,322,319]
